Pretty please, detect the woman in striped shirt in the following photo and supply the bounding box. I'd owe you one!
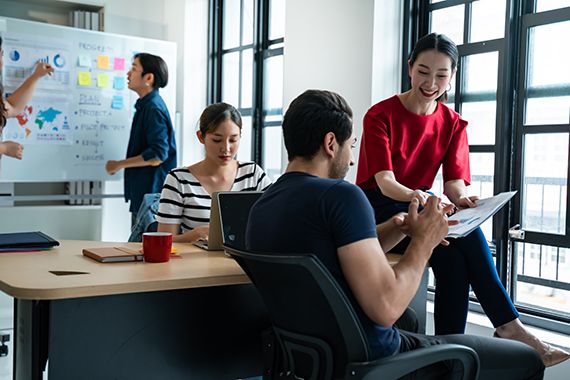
[156,103,272,242]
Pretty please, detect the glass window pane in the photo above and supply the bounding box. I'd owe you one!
[525,21,570,125]
[522,133,568,234]
[241,49,253,108]
[464,52,499,93]
[223,0,241,49]
[242,0,254,46]
[222,52,240,107]
[269,0,286,40]
[430,5,465,45]
[527,22,570,88]
[536,0,570,12]
[262,127,283,181]
[515,242,570,318]
[525,96,570,125]
[469,152,495,237]
[470,0,506,43]
[462,101,496,145]
[236,116,252,162]
[263,54,283,113]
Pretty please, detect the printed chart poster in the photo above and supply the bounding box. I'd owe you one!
[2,33,73,145]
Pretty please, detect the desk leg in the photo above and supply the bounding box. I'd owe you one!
[13,299,49,380]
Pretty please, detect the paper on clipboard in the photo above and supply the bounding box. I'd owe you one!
[447,191,517,238]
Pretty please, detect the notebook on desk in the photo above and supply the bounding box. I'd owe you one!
[0,231,60,251]
[192,191,224,251]
[218,191,263,251]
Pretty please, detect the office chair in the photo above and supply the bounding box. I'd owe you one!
[225,247,480,380]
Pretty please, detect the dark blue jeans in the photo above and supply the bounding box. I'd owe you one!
[363,187,519,334]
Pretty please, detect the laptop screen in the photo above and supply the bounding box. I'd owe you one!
[217,191,263,250]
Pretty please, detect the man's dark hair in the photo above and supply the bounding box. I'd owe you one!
[283,89,353,161]
[134,52,169,90]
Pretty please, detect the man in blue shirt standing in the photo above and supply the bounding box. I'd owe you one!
[106,53,176,224]
[246,90,544,379]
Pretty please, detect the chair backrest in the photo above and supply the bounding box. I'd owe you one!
[226,247,371,379]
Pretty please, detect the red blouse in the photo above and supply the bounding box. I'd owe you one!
[356,95,471,191]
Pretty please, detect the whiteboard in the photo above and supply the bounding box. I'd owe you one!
[0,17,177,182]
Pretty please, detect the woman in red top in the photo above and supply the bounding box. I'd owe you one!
[356,33,568,367]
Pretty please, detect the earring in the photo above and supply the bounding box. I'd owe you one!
[446,83,452,92]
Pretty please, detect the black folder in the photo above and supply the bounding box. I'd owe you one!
[0,231,60,250]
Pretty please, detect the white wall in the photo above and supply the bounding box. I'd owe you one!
[283,0,403,182]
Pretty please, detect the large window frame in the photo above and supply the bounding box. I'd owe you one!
[208,0,284,175]
[406,0,570,334]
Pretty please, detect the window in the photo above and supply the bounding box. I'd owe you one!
[209,0,285,180]
[409,0,570,333]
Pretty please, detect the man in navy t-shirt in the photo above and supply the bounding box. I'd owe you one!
[246,90,544,379]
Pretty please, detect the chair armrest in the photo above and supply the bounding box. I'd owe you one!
[345,343,479,380]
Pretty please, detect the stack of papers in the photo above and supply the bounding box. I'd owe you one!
[447,191,517,238]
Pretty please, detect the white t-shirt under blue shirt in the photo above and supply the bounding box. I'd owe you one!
[156,161,271,232]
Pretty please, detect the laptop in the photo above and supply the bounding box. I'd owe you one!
[192,192,224,251]
[217,191,263,251]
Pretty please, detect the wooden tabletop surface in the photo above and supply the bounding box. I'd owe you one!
[0,240,248,300]
[0,240,404,301]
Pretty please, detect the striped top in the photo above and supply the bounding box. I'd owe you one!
[156,161,272,232]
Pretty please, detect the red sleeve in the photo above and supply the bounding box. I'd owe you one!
[356,108,393,188]
[442,117,471,186]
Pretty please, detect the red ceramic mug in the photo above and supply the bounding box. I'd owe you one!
[142,232,172,263]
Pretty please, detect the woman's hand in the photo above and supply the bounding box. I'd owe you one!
[455,195,479,209]
[187,225,209,242]
[31,62,54,79]
[410,189,430,205]
[0,141,24,159]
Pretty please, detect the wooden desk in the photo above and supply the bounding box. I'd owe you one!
[0,240,269,380]
[0,242,427,380]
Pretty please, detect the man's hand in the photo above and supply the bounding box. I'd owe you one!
[105,160,122,175]
[406,196,452,250]
[1,141,23,159]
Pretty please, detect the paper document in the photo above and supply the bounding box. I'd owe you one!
[447,191,517,238]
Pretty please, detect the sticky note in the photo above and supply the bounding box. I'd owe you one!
[78,55,91,67]
[78,72,92,86]
[111,95,124,110]
[97,55,110,69]
[114,57,125,71]
[113,76,126,90]
[97,73,109,88]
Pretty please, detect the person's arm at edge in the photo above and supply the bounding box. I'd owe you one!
[375,170,430,205]
[338,197,449,326]
[5,62,54,117]
[0,141,23,159]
